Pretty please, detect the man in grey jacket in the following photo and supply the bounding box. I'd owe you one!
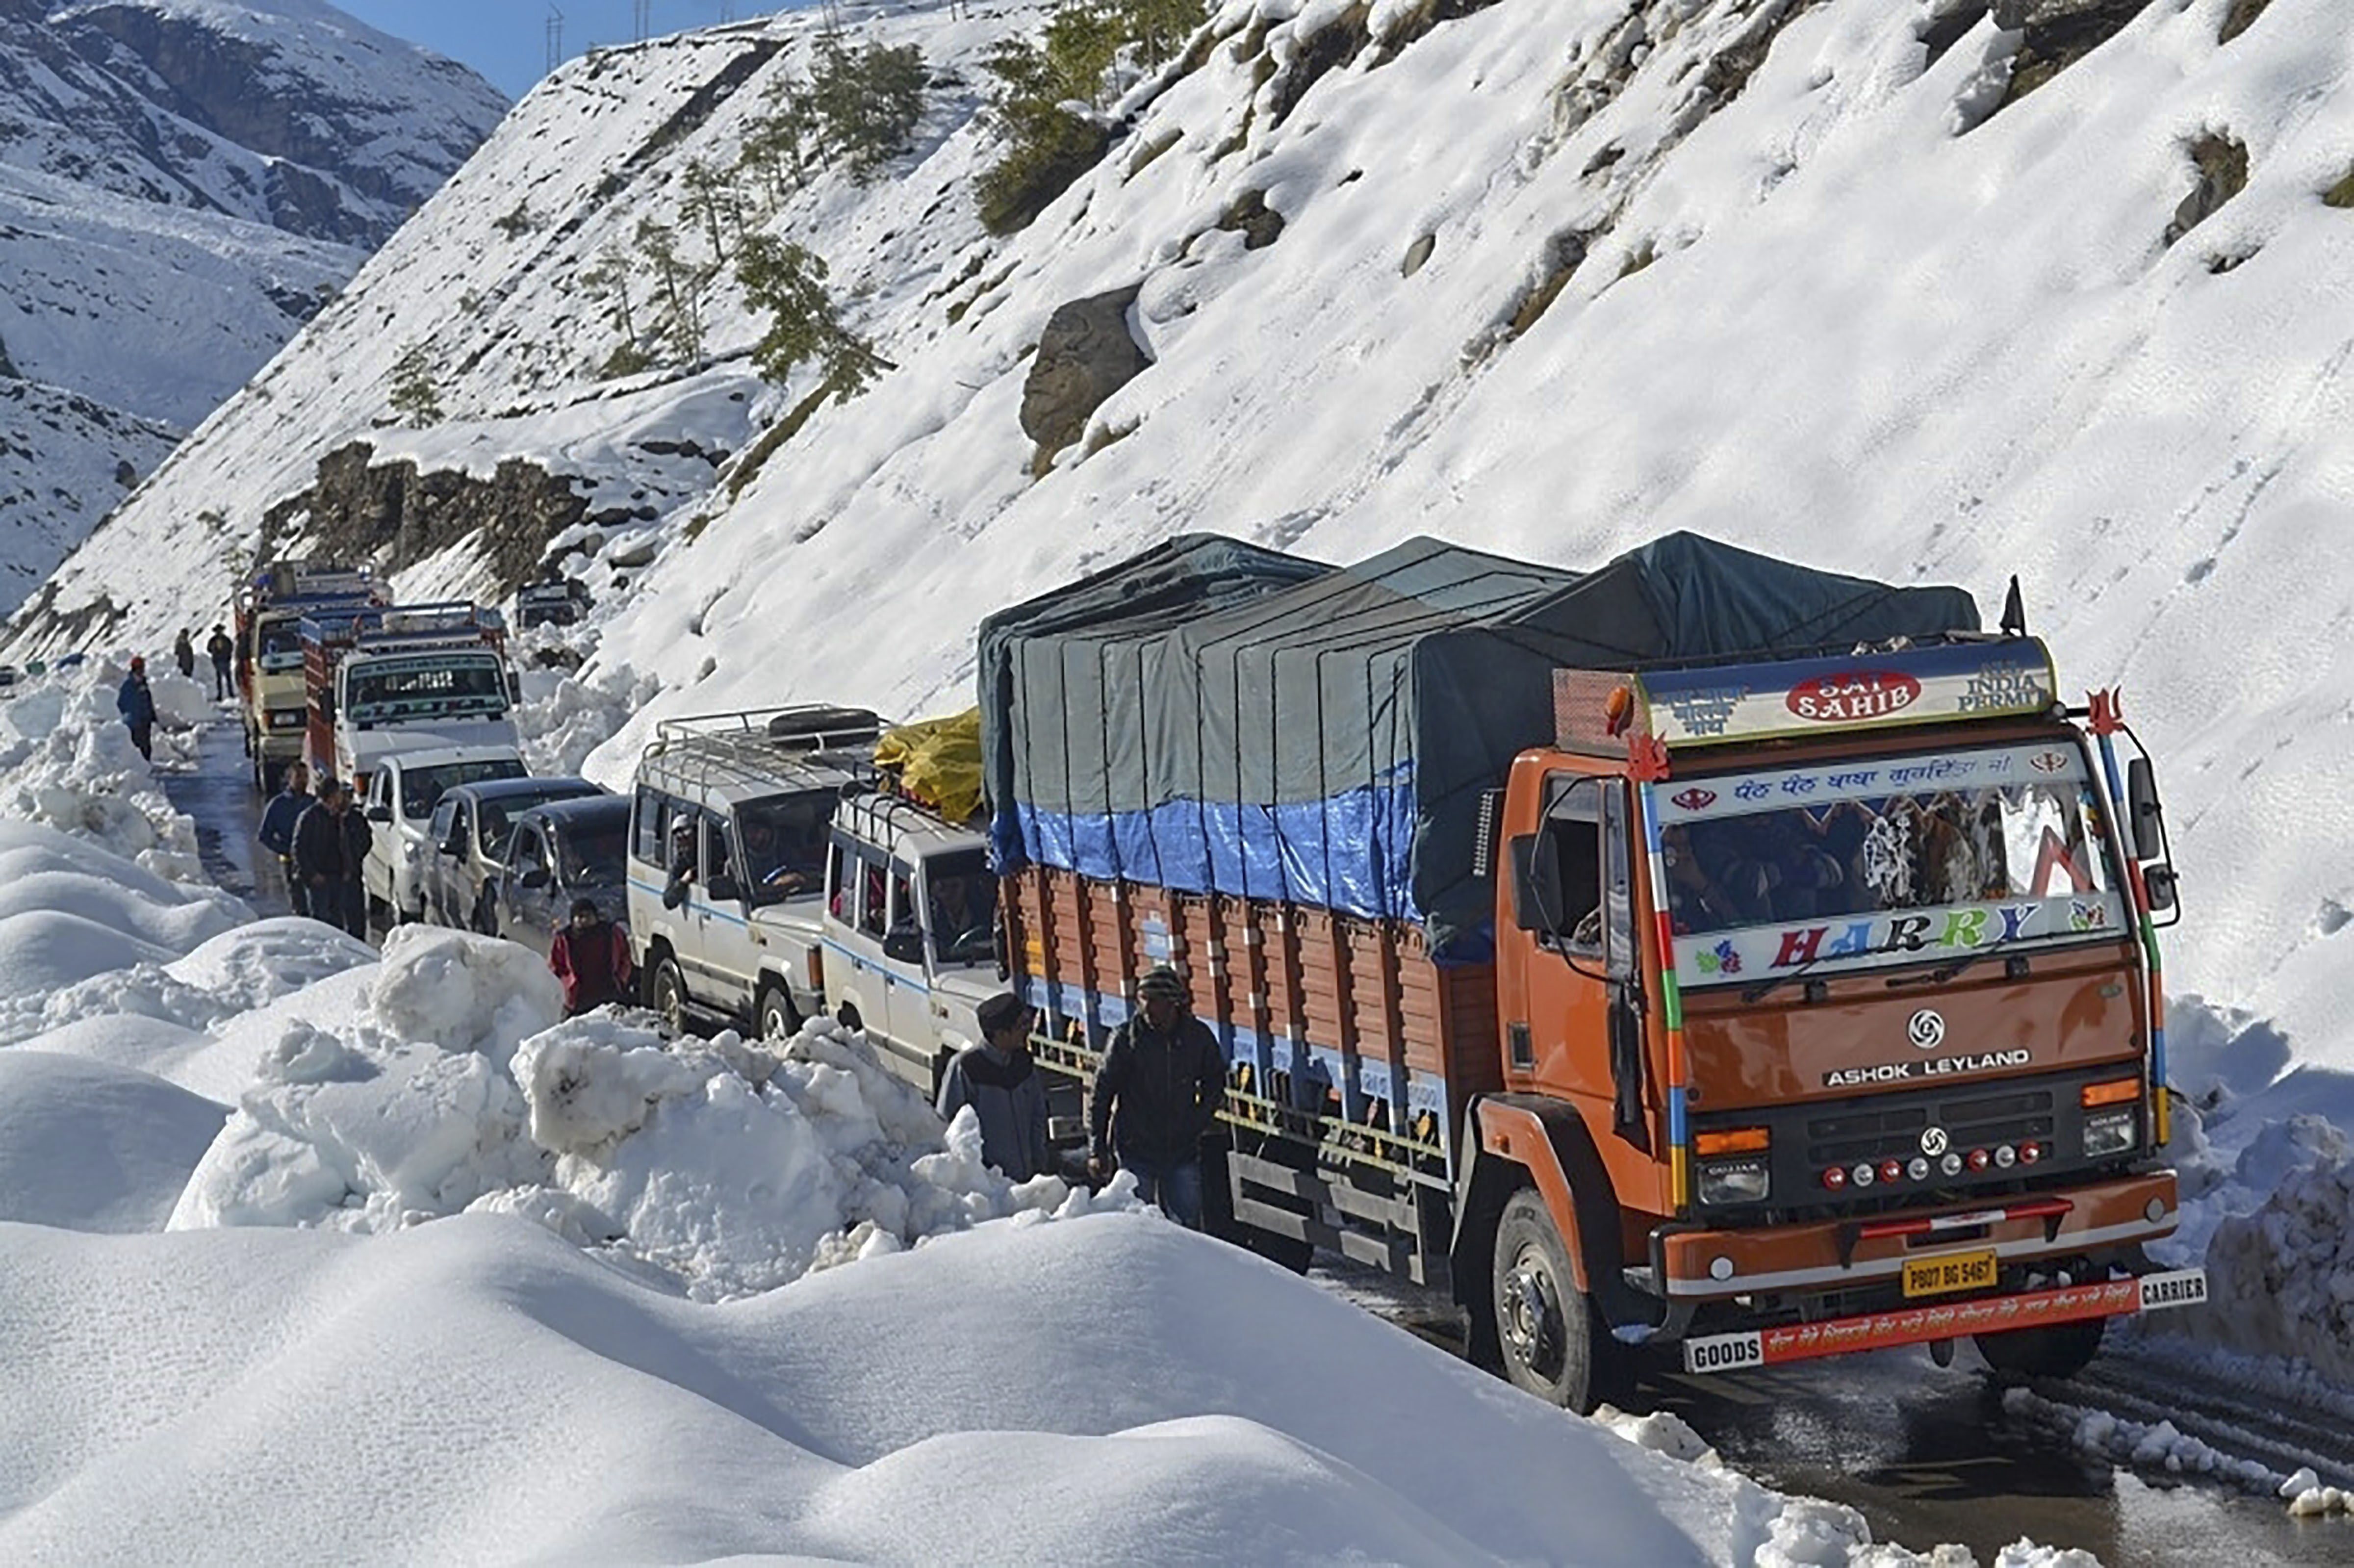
[936,992,1052,1183]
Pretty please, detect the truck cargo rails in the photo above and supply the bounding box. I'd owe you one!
[983,531,2200,1412]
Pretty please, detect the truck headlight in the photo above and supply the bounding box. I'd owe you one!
[267,708,306,730]
[2083,1108,2139,1158]
[1696,1157,1770,1206]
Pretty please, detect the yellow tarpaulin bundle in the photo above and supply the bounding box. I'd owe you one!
[875,707,984,824]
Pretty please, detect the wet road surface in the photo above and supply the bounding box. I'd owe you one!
[1313,1262,2354,1565]
[160,715,291,918]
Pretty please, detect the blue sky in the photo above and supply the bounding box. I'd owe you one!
[338,1,766,101]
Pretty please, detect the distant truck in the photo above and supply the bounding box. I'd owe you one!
[234,563,383,792]
[626,706,886,1039]
[982,533,2203,1410]
[299,602,518,793]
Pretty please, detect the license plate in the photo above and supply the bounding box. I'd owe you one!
[1902,1249,1997,1298]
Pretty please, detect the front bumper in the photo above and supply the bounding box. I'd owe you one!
[1681,1264,2208,1373]
[1659,1170,2180,1300]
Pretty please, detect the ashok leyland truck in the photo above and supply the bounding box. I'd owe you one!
[300,602,518,795]
[234,563,382,792]
[981,532,2201,1412]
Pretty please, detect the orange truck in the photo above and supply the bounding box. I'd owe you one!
[981,532,2203,1410]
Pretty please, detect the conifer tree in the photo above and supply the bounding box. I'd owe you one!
[388,343,443,427]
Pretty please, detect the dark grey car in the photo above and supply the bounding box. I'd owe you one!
[424,775,603,933]
[498,795,632,957]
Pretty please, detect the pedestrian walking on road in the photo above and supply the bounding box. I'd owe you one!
[116,657,156,763]
[939,992,1052,1183]
[292,779,358,934]
[337,789,373,939]
[549,898,635,1017]
[173,628,196,680]
[1086,965,1226,1228]
[257,760,312,917]
[206,624,234,701]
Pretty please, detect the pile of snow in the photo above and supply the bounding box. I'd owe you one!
[171,925,1130,1298]
[0,665,212,879]
[2279,1466,2354,1518]
[0,1208,2080,1565]
[0,1053,225,1233]
[514,657,656,778]
[2200,1151,2354,1386]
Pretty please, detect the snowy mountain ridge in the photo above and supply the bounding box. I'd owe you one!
[12,0,2354,1070]
[0,0,504,617]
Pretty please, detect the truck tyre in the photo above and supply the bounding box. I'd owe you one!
[653,956,690,1037]
[756,982,801,1043]
[1491,1188,1620,1414]
[1974,1317,2104,1380]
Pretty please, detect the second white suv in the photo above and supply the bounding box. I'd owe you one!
[360,744,527,927]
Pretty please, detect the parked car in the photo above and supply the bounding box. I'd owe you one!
[423,775,602,933]
[627,706,884,1037]
[360,745,529,927]
[496,795,632,958]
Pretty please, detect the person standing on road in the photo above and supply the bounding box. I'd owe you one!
[116,657,156,762]
[337,787,373,939]
[938,992,1051,1183]
[173,629,196,680]
[549,898,635,1017]
[206,624,234,701]
[257,759,313,918]
[1086,965,1227,1228]
[292,779,354,931]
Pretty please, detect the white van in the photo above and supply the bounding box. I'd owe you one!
[626,707,884,1036]
[817,790,1005,1098]
[359,744,528,927]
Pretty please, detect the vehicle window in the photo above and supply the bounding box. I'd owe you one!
[705,817,734,886]
[735,790,837,905]
[827,841,852,921]
[403,757,527,818]
[345,656,509,725]
[511,827,541,877]
[563,820,629,888]
[1540,780,1604,954]
[429,799,457,844]
[922,852,999,967]
[479,788,594,862]
[889,869,914,934]
[445,800,471,851]
[257,623,303,672]
[1660,742,2129,985]
[859,854,889,937]
[631,786,666,864]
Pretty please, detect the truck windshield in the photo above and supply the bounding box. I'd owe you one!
[346,657,509,725]
[257,623,304,673]
[1660,740,2128,986]
[736,791,837,905]
[924,852,998,967]
[401,757,526,819]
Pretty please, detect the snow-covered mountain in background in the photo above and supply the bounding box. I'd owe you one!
[12,0,2354,1074]
[0,0,505,616]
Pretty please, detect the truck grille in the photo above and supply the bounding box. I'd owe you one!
[1806,1088,2057,1167]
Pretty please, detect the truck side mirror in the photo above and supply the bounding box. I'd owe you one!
[2125,757,2164,862]
[366,805,392,823]
[2142,863,2178,914]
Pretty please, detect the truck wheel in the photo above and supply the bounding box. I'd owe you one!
[1974,1317,2104,1380]
[756,982,801,1043]
[1491,1188,1618,1414]
[653,956,690,1037]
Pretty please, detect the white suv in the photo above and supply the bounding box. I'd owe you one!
[627,707,884,1037]
[360,744,527,927]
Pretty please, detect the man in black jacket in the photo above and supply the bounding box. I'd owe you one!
[1087,965,1226,1228]
[292,780,354,931]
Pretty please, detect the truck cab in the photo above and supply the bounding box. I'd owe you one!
[1463,640,2193,1405]
[627,707,885,1039]
[237,564,381,793]
[301,602,516,793]
[817,791,1004,1097]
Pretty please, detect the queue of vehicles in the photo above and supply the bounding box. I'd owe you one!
[237,534,2203,1411]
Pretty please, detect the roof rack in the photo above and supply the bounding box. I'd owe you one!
[642,705,890,798]
[830,784,984,853]
[299,601,507,650]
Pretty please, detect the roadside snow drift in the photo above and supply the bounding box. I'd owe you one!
[171,925,1128,1299]
[0,1054,224,1232]
[0,1208,1984,1566]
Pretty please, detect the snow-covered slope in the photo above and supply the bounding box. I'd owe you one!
[0,0,504,618]
[16,0,2354,1076]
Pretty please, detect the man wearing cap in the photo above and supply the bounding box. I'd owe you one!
[937,992,1051,1183]
[1087,965,1226,1228]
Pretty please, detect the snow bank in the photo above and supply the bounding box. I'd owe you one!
[0,1209,2051,1566]
[0,1052,224,1232]
[514,656,657,781]
[0,664,213,882]
[171,926,1129,1298]
[2200,1152,2354,1386]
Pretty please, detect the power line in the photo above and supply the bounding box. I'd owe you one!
[633,0,651,42]
[545,4,564,74]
